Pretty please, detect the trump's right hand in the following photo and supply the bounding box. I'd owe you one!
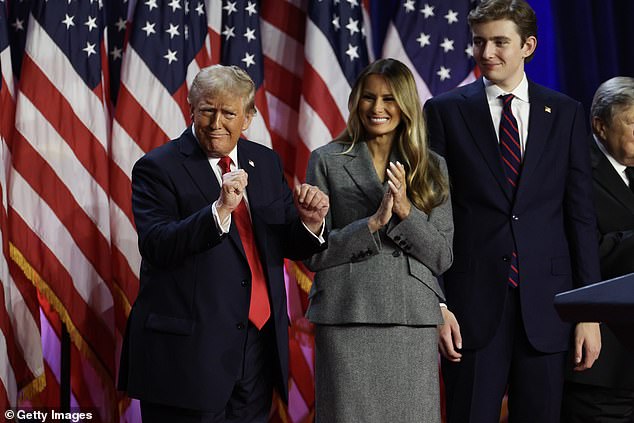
[216,169,248,221]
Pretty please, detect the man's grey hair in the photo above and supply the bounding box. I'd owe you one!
[187,65,257,115]
[591,76,634,126]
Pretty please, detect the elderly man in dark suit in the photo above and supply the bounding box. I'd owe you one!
[424,1,602,422]
[118,65,329,423]
[562,76,634,422]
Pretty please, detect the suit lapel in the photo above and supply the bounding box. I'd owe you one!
[518,82,554,193]
[179,128,221,204]
[591,141,634,214]
[343,142,385,207]
[458,81,512,201]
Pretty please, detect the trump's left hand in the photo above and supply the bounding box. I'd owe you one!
[294,184,329,235]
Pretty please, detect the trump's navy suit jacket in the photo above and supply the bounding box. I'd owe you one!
[118,128,325,411]
[424,79,600,353]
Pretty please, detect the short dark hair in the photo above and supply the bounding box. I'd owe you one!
[468,0,538,62]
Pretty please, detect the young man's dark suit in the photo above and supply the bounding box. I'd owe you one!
[562,138,634,421]
[425,78,601,422]
[118,127,326,416]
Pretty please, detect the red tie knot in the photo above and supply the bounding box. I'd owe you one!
[219,156,232,174]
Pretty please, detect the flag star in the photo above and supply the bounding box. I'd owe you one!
[164,49,178,64]
[110,46,123,60]
[115,17,126,31]
[195,2,204,15]
[61,14,75,29]
[332,14,340,30]
[245,1,257,16]
[241,52,255,68]
[420,3,435,18]
[12,18,25,31]
[222,25,235,40]
[334,0,340,4]
[346,0,358,8]
[345,17,359,36]
[445,9,459,24]
[437,66,451,81]
[440,38,455,52]
[465,44,473,57]
[184,25,189,40]
[141,21,156,36]
[417,32,431,48]
[244,27,256,42]
[345,43,359,61]
[168,0,181,12]
[84,16,98,32]
[145,0,158,11]
[223,1,237,15]
[166,23,180,39]
[184,0,189,14]
[403,0,415,12]
[83,41,96,57]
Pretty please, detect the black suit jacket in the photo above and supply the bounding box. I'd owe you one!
[118,128,325,411]
[424,79,600,353]
[566,138,634,390]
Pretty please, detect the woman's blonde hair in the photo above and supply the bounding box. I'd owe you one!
[339,58,449,213]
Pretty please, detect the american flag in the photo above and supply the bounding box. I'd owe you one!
[7,0,118,420]
[2,0,476,421]
[383,0,476,101]
[1,0,44,409]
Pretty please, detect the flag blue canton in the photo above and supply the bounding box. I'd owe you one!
[0,1,9,51]
[128,0,207,94]
[7,0,32,78]
[394,0,475,95]
[31,0,106,89]
[308,0,370,86]
[221,0,264,88]
[106,0,128,103]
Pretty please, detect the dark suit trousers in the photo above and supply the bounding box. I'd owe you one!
[442,288,567,423]
[562,382,634,423]
[140,322,275,423]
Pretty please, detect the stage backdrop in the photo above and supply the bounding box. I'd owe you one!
[1,0,632,422]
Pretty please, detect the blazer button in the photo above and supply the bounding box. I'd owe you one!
[241,280,248,287]
[394,235,401,241]
[365,248,372,256]
[502,255,510,262]
[236,323,245,330]
[392,250,401,257]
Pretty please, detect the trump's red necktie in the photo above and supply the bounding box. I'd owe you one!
[219,157,270,329]
[499,94,521,288]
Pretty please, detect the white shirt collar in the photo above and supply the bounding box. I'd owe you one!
[483,73,529,104]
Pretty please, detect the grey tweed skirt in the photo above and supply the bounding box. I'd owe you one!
[314,323,440,423]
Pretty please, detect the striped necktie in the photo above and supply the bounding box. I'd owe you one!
[499,94,521,288]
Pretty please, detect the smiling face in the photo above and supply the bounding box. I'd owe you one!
[472,19,536,92]
[358,74,402,141]
[190,90,253,158]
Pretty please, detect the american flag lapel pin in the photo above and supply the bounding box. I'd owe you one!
[544,106,552,114]
[248,160,255,168]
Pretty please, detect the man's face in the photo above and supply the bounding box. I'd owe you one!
[190,90,253,158]
[471,19,536,92]
[595,104,634,166]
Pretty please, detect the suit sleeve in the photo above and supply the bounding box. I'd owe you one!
[132,154,223,269]
[385,157,454,276]
[303,148,382,272]
[564,102,601,287]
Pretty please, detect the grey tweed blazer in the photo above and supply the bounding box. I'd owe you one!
[305,141,454,326]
